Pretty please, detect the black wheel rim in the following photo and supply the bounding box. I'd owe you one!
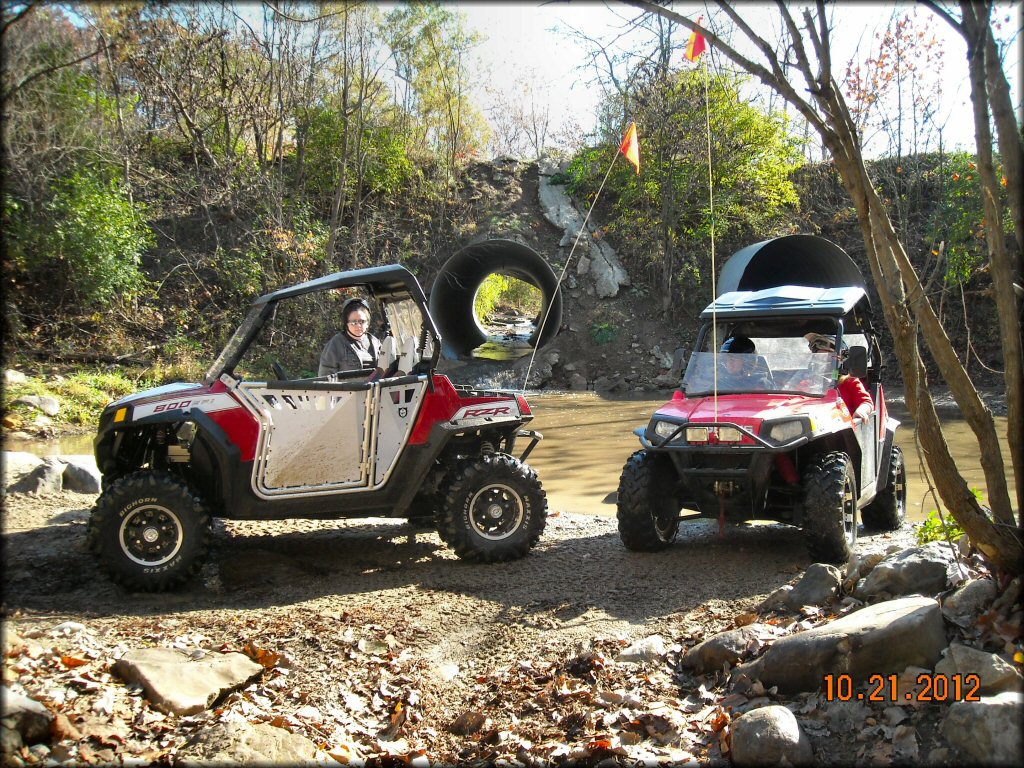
[842,472,856,542]
[894,453,907,518]
[654,508,678,540]
[119,504,184,567]
[468,483,525,541]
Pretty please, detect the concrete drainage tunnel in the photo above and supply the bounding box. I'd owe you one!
[429,239,562,360]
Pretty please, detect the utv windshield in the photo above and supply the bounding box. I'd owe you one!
[683,350,837,396]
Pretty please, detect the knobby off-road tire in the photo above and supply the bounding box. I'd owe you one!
[861,445,907,531]
[617,450,680,551]
[88,471,212,591]
[436,453,547,562]
[802,451,857,564]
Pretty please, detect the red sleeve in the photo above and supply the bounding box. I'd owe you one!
[838,376,873,412]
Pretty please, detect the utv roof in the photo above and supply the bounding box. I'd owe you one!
[254,264,425,305]
[700,285,869,321]
[717,234,865,296]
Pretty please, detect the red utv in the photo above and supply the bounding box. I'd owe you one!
[618,235,906,563]
[90,265,546,590]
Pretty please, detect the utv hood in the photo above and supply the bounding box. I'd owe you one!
[717,235,864,296]
[107,382,205,410]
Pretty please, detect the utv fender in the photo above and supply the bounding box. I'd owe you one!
[128,409,241,508]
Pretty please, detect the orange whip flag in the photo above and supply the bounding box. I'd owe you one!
[620,122,640,174]
[686,16,707,62]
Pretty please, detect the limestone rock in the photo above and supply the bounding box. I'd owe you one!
[13,394,60,417]
[734,597,947,694]
[8,457,64,495]
[935,644,1023,695]
[941,578,997,626]
[941,691,1023,766]
[58,454,102,494]
[729,705,814,767]
[617,634,666,663]
[681,625,766,674]
[855,541,959,600]
[176,720,333,766]
[0,689,53,746]
[2,451,43,490]
[113,648,263,716]
[4,369,28,385]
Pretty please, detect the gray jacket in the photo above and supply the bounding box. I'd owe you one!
[318,332,381,376]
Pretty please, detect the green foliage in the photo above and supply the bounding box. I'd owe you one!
[915,508,967,545]
[568,70,802,304]
[3,368,157,428]
[41,173,153,307]
[590,321,618,345]
[927,152,1011,284]
[473,274,542,321]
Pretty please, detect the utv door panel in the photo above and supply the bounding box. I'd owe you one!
[374,378,428,485]
[238,382,373,495]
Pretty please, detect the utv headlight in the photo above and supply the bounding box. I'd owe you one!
[652,420,684,442]
[766,418,811,444]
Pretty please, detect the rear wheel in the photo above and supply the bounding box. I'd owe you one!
[803,452,857,564]
[862,445,906,531]
[437,454,546,562]
[88,471,211,591]
[617,450,680,551]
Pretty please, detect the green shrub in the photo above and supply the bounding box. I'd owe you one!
[915,508,966,545]
[42,173,153,307]
[591,321,617,345]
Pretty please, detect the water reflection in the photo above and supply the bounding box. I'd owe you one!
[4,391,1013,524]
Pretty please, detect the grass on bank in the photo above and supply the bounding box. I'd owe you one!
[3,353,209,434]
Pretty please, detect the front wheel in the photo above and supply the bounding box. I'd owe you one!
[617,450,680,551]
[437,454,547,562]
[861,445,906,531]
[88,471,211,591]
[802,452,857,564]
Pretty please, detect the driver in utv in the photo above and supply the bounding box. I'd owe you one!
[806,333,873,424]
[719,334,771,389]
[319,297,382,376]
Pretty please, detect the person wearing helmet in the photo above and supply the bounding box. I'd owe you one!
[319,297,382,376]
[805,333,873,424]
[719,334,771,389]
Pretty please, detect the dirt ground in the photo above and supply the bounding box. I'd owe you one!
[2,487,935,765]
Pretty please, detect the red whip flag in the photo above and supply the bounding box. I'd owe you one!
[620,122,639,174]
[686,16,707,61]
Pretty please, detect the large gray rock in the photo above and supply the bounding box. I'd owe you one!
[2,451,43,490]
[855,541,959,600]
[941,691,1023,766]
[537,162,628,298]
[58,454,101,494]
[729,705,814,767]
[935,644,1023,695]
[13,394,60,417]
[113,648,263,716]
[734,597,947,694]
[176,720,333,765]
[0,689,54,747]
[681,625,766,674]
[762,563,842,612]
[8,457,64,495]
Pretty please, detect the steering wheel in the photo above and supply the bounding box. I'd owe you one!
[272,361,289,380]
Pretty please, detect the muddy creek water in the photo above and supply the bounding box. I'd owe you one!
[6,391,1012,524]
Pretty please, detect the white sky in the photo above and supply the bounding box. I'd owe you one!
[454,1,1022,156]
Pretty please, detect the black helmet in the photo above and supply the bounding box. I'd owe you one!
[721,334,755,354]
[342,297,371,321]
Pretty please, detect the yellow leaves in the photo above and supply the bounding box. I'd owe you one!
[1001,177,1008,187]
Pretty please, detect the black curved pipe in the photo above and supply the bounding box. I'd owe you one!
[429,239,562,358]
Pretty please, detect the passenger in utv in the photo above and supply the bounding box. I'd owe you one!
[719,334,771,389]
[319,297,382,376]
[806,333,873,424]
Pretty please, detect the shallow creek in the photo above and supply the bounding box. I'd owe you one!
[5,390,1013,524]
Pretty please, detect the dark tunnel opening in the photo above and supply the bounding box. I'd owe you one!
[429,239,562,359]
